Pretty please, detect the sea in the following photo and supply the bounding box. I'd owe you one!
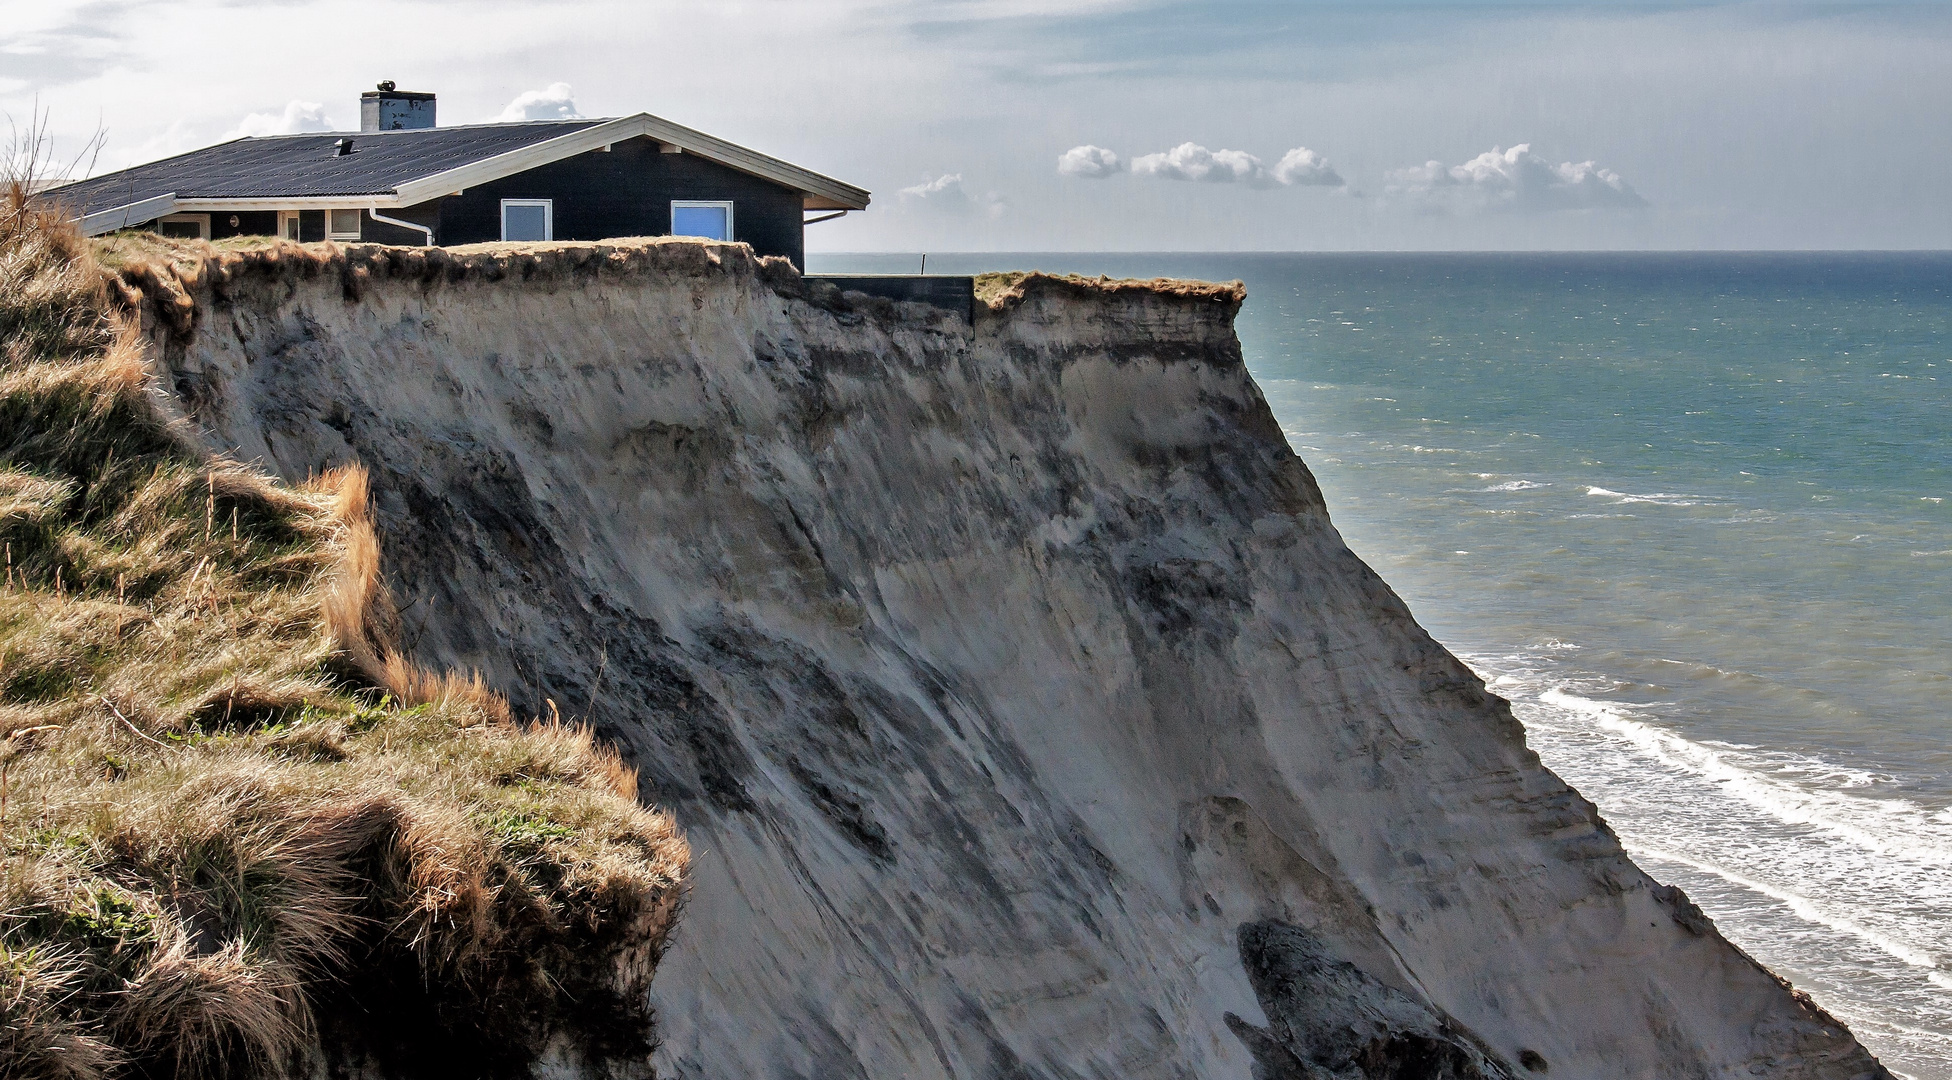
[812,251,1952,1077]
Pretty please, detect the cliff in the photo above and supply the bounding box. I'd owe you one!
[113,236,1890,1079]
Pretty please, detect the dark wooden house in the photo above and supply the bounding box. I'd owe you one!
[47,86,869,269]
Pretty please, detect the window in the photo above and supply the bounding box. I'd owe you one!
[501,199,552,242]
[280,211,302,241]
[155,214,210,240]
[328,209,363,241]
[671,201,733,241]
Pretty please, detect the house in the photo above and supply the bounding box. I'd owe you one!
[45,84,870,269]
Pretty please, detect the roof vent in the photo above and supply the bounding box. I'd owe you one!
[360,82,436,133]
[334,138,355,157]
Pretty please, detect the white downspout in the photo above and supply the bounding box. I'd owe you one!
[368,206,434,246]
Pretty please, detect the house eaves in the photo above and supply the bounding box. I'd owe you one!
[80,193,180,236]
[389,113,872,212]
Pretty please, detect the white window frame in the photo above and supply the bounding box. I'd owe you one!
[670,200,734,241]
[500,198,553,242]
[156,213,211,240]
[278,210,303,242]
[327,208,363,242]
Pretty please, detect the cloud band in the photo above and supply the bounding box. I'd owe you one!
[1059,141,1342,188]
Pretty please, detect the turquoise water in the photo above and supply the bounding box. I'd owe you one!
[813,252,1952,1076]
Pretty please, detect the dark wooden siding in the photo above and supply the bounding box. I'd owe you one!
[129,211,278,239]
[358,205,441,246]
[416,137,805,266]
[210,211,278,240]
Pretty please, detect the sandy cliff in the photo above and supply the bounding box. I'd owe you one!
[116,238,1889,1079]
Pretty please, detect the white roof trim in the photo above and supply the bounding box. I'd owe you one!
[174,196,399,211]
[79,193,179,236]
[391,113,871,211]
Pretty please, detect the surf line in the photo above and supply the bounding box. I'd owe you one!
[1537,689,1952,867]
[1632,846,1941,973]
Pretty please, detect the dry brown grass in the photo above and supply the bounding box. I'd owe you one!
[974,270,1247,310]
[2,186,687,1078]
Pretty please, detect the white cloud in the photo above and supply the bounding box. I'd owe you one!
[1385,143,1644,212]
[1057,144,1124,178]
[224,100,334,140]
[1123,142,1344,189]
[1271,146,1343,187]
[494,82,581,123]
[900,172,1008,218]
[1131,142,1276,187]
[900,173,967,200]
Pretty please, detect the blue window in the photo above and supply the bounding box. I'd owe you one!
[500,199,552,242]
[671,201,733,241]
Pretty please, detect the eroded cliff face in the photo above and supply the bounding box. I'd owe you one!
[120,239,1889,1080]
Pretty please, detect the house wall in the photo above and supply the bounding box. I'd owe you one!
[211,211,279,240]
[417,137,806,266]
[359,205,443,247]
[127,211,278,240]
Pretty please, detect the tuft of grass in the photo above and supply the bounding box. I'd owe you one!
[973,269,1246,310]
[2,178,687,1077]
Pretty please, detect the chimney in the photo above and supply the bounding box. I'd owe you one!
[360,81,436,132]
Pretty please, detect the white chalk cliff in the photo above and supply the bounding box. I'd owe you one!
[125,240,1889,1080]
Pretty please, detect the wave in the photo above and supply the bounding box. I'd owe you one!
[1376,443,1463,455]
[1482,480,1550,492]
[1583,485,1716,507]
[1634,846,1941,971]
[1473,650,1952,1016]
[1537,689,1952,867]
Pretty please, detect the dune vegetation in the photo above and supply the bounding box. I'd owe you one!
[0,185,687,1078]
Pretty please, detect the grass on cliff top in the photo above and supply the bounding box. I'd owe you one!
[974,270,1246,309]
[0,194,687,1078]
[88,231,282,272]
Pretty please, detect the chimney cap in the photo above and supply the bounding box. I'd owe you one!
[360,87,436,101]
[378,80,396,92]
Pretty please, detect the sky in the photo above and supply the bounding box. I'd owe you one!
[3,0,1950,251]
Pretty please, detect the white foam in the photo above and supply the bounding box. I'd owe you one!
[1537,689,1952,867]
[1635,847,1942,971]
[1583,485,1715,507]
[1482,480,1550,492]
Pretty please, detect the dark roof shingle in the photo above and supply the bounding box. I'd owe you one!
[43,121,602,216]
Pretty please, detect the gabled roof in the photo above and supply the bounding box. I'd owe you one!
[48,113,871,235]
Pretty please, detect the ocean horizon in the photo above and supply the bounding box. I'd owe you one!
[812,250,1952,1078]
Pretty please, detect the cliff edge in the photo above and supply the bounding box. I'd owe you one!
[117,237,1890,1079]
